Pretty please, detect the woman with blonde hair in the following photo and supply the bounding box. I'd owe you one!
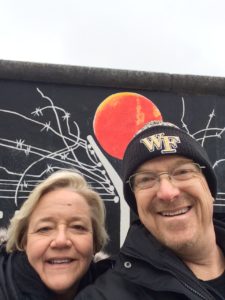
[0,169,110,300]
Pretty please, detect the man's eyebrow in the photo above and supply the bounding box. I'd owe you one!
[170,159,193,165]
[138,158,193,172]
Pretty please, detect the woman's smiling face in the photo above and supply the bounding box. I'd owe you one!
[25,188,94,298]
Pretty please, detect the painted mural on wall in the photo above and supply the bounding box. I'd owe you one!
[0,80,225,254]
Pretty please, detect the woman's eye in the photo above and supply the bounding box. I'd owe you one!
[71,224,87,232]
[37,226,52,233]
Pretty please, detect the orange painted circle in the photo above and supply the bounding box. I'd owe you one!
[93,92,162,159]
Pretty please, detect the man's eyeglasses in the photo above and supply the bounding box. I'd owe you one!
[127,162,205,192]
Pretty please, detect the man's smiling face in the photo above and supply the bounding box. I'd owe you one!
[134,155,214,253]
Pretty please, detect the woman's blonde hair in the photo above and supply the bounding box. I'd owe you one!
[6,170,109,253]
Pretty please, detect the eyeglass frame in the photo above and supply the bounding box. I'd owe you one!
[126,162,206,192]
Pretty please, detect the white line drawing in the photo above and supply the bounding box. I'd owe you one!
[0,90,224,247]
[0,87,129,245]
[180,97,225,204]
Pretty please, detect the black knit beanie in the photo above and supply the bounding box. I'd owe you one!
[122,121,217,214]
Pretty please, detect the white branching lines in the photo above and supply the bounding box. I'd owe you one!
[181,97,225,204]
[181,97,190,134]
[0,88,116,208]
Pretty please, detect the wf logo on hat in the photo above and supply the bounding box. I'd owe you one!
[137,121,182,154]
[141,133,181,154]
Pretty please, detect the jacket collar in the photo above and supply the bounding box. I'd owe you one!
[118,219,225,299]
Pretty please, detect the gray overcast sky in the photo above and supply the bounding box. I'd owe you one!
[1,0,225,77]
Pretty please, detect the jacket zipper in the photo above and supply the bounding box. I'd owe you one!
[168,268,217,300]
[180,280,214,300]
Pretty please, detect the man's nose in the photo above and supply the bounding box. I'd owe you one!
[156,175,180,201]
[50,229,72,248]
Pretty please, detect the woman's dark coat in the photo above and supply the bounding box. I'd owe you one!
[0,244,111,300]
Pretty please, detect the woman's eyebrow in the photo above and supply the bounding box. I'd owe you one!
[32,216,54,224]
[35,215,88,223]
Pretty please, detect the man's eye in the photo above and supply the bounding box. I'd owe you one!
[140,174,155,182]
[135,174,155,185]
[174,168,190,175]
[173,168,195,179]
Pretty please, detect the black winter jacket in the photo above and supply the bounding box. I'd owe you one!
[0,244,112,300]
[76,219,225,300]
[0,245,53,300]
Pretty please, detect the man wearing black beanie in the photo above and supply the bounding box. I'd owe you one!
[76,120,225,300]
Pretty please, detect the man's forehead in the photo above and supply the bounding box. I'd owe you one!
[136,155,193,171]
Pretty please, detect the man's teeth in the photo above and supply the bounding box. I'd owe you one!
[49,259,72,264]
[161,207,190,217]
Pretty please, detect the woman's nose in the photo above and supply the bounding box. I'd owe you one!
[156,175,180,201]
[50,229,72,248]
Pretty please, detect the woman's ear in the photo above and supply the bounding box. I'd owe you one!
[21,232,28,251]
[0,228,7,245]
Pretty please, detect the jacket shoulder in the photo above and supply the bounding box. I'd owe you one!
[76,265,150,300]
